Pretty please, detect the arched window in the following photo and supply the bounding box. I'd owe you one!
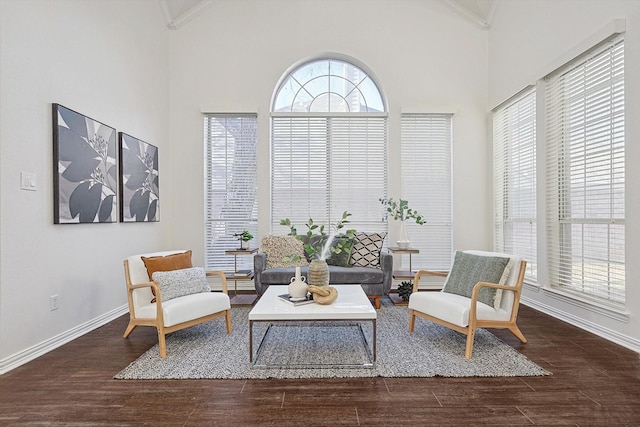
[273,59,384,113]
[271,57,388,233]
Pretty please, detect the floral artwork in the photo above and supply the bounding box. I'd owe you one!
[53,104,117,224]
[119,133,159,222]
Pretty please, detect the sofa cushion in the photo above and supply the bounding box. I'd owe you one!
[261,235,308,269]
[326,237,354,267]
[442,251,510,307]
[151,267,211,302]
[260,265,384,285]
[349,232,387,268]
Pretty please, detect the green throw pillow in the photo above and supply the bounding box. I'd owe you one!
[326,237,354,267]
[442,251,510,307]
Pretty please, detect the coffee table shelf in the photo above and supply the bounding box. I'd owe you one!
[248,285,377,368]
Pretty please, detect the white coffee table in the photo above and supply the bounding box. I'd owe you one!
[248,285,377,368]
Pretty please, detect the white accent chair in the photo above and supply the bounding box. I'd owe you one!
[123,250,232,358]
[408,250,527,359]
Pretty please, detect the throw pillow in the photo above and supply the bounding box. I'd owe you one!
[261,235,308,269]
[141,250,193,302]
[442,251,510,307]
[349,232,387,268]
[325,237,354,267]
[151,267,211,302]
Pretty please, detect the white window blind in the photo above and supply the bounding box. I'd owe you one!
[400,113,453,271]
[271,115,388,234]
[493,88,537,282]
[204,114,258,271]
[545,35,625,305]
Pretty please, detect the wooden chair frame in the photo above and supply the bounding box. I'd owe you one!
[408,260,527,359]
[123,260,232,358]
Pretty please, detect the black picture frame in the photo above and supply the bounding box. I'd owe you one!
[118,132,159,222]
[52,104,117,224]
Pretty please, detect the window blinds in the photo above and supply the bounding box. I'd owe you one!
[204,114,258,271]
[493,87,537,282]
[400,113,453,271]
[545,35,625,304]
[271,115,388,235]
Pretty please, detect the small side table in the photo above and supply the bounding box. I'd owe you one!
[388,246,420,306]
[225,248,258,306]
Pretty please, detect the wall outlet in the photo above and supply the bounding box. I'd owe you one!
[50,294,59,311]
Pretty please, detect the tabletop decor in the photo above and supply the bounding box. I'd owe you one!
[379,198,425,249]
[234,230,254,250]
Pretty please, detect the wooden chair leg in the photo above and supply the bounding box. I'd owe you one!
[374,297,380,309]
[225,310,232,333]
[509,324,527,343]
[158,329,167,358]
[408,309,416,332]
[465,327,476,359]
[123,322,136,338]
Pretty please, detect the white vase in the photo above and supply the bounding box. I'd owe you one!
[240,240,249,250]
[397,220,410,249]
[288,266,308,299]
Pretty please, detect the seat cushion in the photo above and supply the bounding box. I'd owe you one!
[408,291,510,327]
[260,266,384,285]
[442,251,510,307]
[135,292,230,328]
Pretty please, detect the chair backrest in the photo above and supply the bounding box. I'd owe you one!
[459,250,524,315]
[125,250,189,310]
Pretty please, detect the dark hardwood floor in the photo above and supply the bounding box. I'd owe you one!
[1,299,639,426]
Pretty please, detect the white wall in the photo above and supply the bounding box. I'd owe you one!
[0,0,171,368]
[489,0,640,351]
[168,0,492,269]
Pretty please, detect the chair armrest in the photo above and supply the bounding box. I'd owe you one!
[412,269,449,292]
[379,252,393,295]
[254,253,267,296]
[206,270,229,294]
[473,281,517,292]
[129,281,158,292]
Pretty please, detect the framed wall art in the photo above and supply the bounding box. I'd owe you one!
[119,132,159,222]
[52,104,117,224]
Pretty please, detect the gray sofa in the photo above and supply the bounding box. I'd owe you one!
[253,251,393,308]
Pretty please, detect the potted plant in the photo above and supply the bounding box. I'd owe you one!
[379,197,425,248]
[280,212,356,286]
[280,211,356,260]
[235,230,253,250]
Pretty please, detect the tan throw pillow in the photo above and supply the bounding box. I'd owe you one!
[141,250,193,302]
[261,235,308,269]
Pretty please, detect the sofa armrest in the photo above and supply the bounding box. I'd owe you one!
[254,253,267,296]
[380,251,393,296]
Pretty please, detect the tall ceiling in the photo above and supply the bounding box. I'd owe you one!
[160,0,498,30]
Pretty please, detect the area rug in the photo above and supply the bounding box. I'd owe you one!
[114,300,550,379]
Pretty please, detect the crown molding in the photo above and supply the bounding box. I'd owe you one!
[160,0,214,30]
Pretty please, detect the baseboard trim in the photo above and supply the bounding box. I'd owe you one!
[521,297,640,354]
[0,305,128,375]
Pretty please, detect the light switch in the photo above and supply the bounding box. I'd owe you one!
[21,172,37,191]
